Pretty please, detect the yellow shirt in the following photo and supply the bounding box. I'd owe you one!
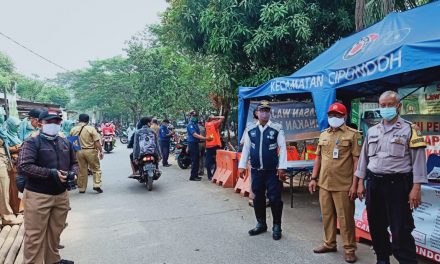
[316,125,362,191]
[70,123,101,149]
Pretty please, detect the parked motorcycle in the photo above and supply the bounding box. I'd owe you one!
[135,154,161,191]
[103,134,114,153]
[175,137,191,169]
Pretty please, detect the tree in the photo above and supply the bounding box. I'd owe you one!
[355,0,432,31]
[15,75,70,107]
[0,52,14,92]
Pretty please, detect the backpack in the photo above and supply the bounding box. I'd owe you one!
[138,128,157,156]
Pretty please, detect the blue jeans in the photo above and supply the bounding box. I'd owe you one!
[188,142,199,180]
[160,141,170,166]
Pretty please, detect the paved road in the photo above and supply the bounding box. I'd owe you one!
[60,146,430,264]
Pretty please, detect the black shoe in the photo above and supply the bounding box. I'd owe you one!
[376,260,390,264]
[93,187,103,193]
[248,222,267,236]
[272,224,282,240]
[57,244,65,249]
[54,259,74,264]
[163,164,171,167]
[189,178,202,181]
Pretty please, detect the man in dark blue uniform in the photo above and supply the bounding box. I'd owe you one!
[238,101,287,240]
[159,119,174,167]
[187,111,211,181]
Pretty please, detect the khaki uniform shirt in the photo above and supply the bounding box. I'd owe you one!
[355,117,428,183]
[151,124,160,137]
[70,123,101,149]
[316,125,362,191]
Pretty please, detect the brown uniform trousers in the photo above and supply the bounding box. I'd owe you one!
[76,149,102,192]
[23,190,69,264]
[316,125,362,254]
[0,148,15,221]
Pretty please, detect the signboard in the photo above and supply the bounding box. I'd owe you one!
[401,115,440,135]
[400,83,440,115]
[354,185,440,263]
[247,101,320,141]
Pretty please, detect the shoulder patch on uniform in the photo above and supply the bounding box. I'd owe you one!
[269,122,282,131]
[347,126,360,133]
[408,121,426,148]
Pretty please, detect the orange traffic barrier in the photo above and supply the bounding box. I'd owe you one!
[211,150,238,188]
[234,153,252,197]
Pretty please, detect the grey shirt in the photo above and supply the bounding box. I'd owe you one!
[355,117,428,183]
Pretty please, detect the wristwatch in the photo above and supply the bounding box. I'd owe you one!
[310,176,318,181]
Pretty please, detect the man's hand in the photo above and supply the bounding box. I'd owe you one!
[278,169,286,181]
[57,170,67,183]
[357,180,366,201]
[308,179,317,194]
[238,168,246,178]
[409,184,422,210]
[99,152,104,160]
[206,137,214,142]
[349,184,357,200]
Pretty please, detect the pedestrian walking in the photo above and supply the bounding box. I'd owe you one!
[187,111,211,181]
[159,119,174,167]
[70,114,104,193]
[205,115,224,180]
[355,91,427,264]
[18,109,78,264]
[238,100,287,240]
[309,102,362,263]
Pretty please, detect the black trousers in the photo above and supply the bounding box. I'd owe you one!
[188,142,199,180]
[205,147,219,180]
[251,169,283,226]
[160,141,170,166]
[366,172,417,264]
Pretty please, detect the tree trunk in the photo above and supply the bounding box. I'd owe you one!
[355,0,366,31]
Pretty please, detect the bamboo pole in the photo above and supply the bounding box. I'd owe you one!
[5,224,24,264]
[13,241,24,264]
[0,226,12,249]
[0,225,19,263]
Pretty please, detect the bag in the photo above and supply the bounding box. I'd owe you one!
[68,125,86,152]
[138,129,157,156]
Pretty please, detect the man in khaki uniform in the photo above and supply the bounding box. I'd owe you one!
[309,102,362,263]
[70,114,104,193]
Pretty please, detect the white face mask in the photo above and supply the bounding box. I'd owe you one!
[328,117,345,128]
[42,124,61,136]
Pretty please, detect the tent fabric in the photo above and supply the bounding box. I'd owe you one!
[238,1,440,143]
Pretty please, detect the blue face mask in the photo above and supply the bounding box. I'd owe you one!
[379,107,398,121]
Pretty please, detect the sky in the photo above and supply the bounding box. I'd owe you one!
[0,0,168,79]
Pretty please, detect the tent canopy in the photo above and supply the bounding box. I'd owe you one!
[238,1,440,142]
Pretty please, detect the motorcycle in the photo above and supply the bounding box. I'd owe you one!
[119,130,128,144]
[175,137,191,169]
[136,154,161,191]
[103,134,114,153]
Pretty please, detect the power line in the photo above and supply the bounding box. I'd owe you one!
[0,31,71,72]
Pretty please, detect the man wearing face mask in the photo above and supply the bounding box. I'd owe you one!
[308,102,362,263]
[17,109,78,264]
[186,111,212,181]
[355,91,427,264]
[238,100,287,240]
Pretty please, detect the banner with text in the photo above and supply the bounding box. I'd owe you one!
[247,101,320,141]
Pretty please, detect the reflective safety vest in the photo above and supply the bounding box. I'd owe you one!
[304,145,317,160]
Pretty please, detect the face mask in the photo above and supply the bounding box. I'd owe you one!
[258,111,270,121]
[328,117,345,128]
[379,107,398,121]
[42,124,61,136]
[191,117,198,122]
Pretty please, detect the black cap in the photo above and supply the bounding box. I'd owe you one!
[257,100,271,110]
[39,109,62,121]
[28,108,43,119]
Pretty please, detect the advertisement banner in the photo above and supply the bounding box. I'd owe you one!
[247,101,320,141]
[400,83,440,115]
[354,185,440,262]
[401,114,440,136]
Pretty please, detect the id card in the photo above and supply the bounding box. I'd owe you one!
[333,148,339,159]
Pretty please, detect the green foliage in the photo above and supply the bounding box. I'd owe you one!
[0,52,14,91]
[15,75,70,107]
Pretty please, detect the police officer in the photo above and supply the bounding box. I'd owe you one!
[309,102,362,263]
[187,111,211,181]
[70,114,104,193]
[355,91,427,264]
[159,119,174,167]
[238,100,287,240]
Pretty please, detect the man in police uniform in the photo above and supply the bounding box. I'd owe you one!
[187,111,211,181]
[356,91,427,264]
[309,102,362,263]
[239,101,287,240]
[71,114,104,193]
[159,119,174,167]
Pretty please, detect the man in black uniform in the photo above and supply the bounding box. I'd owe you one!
[238,101,287,240]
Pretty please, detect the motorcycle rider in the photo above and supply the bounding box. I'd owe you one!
[101,122,115,147]
[133,117,162,169]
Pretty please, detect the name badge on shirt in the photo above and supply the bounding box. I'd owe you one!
[333,148,339,159]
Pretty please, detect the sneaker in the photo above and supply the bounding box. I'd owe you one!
[93,187,103,193]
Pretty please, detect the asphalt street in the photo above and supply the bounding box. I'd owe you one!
[60,146,431,264]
